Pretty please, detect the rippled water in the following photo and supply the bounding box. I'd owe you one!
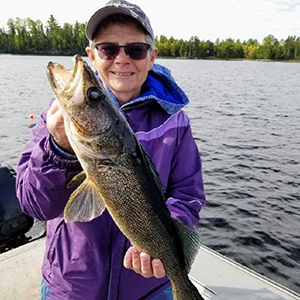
[160,59,300,293]
[0,55,299,293]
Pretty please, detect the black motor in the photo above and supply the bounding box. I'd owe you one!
[0,164,34,252]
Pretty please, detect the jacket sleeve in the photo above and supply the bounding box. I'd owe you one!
[16,102,82,220]
[166,112,206,227]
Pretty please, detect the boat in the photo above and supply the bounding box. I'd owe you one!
[1,237,299,300]
[190,245,300,299]
[0,165,299,299]
[0,164,34,253]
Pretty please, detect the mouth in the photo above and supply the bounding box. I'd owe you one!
[47,55,85,105]
[111,71,134,77]
[47,62,73,93]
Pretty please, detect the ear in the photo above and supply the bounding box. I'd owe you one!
[86,46,96,63]
[148,47,158,71]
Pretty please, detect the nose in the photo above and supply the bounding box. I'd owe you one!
[114,47,131,64]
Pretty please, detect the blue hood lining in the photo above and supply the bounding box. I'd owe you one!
[96,63,189,115]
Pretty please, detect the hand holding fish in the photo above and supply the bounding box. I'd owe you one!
[124,246,166,279]
[46,100,75,155]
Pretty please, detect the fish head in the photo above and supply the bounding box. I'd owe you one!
[47,55,115,139]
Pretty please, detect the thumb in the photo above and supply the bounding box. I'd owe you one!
[47,99,60,116]
[47,100,64,127]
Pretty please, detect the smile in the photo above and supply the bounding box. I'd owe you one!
[112,72,134,76]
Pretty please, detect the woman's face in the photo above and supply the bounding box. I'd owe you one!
[86,23,158,105]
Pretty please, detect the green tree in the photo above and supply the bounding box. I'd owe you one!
[179,40,188,58]
[205,40,215,58]
[0,28,9,53]
[170,39,181,58]
[283,36,296,60]
[243,39,258,59]
[156,35,172,57]
[1,16,299,60]
[261,34,278,59]
[216,38,236,59]
[14,17,30,53]
[274,39,284,60]
[73,21,88,55]
[27,18,48,53]
[46,15,62,53]
[6,18,17,53]
[295,38,300,60]
[234,39,244,58]
[61,23,74,54]
[192,36,200,58]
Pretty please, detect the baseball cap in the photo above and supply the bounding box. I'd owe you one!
[85,0,154,41]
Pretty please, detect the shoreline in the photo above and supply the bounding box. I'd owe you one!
[0,53,299,63]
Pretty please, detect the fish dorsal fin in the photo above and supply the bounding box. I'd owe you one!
[135,140,174,225]
[137,144,165,197]
[131,139,176,236]
[64,178,106,223]
[173,219,201,273]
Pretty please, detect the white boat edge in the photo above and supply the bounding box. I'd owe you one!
[190,244,300,300]
[0,237,299,300]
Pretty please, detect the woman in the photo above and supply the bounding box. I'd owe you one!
[16,1,206,299]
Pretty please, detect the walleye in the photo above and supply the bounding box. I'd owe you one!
[47,55,204,300]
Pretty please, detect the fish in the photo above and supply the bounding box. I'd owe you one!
[47,54,205,300]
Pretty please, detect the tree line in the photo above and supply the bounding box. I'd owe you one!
[0,16,87,55]
[1,16,300,61]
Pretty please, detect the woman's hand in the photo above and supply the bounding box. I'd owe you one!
[46,100,74,154]
[123,246,166,279]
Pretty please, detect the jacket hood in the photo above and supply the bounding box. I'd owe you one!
[100,63,189,115]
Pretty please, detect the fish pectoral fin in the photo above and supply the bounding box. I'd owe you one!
[107,165,132,173]
[97,159,132,173]
[67,171,87,188]
[173,219,201,273]
[64,179,106,223]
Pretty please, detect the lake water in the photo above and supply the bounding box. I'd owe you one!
[0,55,299,293]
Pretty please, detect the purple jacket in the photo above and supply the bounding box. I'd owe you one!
[16,64,206,300]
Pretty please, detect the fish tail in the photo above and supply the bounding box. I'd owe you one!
[171,275,205,300]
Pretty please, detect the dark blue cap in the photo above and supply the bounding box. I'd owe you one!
[85,0,154,41]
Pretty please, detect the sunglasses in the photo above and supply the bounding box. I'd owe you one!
[95,42,151,60]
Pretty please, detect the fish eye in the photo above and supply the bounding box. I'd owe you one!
[87,87,104,102]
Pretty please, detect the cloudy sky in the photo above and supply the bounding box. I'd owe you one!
[1,0,299,43]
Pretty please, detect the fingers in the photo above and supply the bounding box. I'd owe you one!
[123,246,133,269]
[47,99,59,116]
[132,248,142,273]
[46,100,74,154]
[140,252,152,278]
[47,100,64,128]
[152,259,166,278]
[123,246,166,279]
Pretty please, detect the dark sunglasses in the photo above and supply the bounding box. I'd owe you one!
[95,42,151,60]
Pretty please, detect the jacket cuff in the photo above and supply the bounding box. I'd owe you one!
[50,135,77,160]
[45,136,81,170]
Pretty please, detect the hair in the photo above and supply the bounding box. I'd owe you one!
[89,14,155,51]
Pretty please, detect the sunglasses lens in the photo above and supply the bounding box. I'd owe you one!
[95,43,150,60]
[97,43,119,60]
[126,43,150,60]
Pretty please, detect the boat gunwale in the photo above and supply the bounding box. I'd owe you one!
[199,244,300,299]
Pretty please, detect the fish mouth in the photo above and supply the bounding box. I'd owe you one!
[47,55,85,106]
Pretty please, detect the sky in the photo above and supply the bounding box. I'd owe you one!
[1,0,299,43]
